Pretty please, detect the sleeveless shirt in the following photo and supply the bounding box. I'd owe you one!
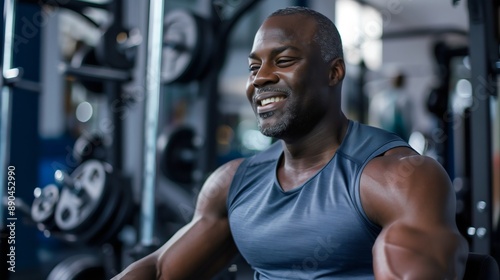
[227,121,411,279]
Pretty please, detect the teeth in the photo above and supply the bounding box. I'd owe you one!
[261,96,285,106]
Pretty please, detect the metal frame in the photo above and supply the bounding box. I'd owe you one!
[1,0,17,229]
[140,0,166,247]
[466,0,497,254]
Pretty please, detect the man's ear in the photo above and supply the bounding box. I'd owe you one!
[329,58,345,86]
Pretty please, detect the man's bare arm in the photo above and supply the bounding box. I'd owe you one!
[112,159,244,280]
[362,150,469,279]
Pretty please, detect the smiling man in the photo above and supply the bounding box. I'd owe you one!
[113,6,468,279]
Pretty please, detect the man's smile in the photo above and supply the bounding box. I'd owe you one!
[254,87,290,114]
[261,96,285,106]
[257,96,287,113]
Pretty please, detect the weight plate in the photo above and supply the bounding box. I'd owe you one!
[88,175,134,245]
[55,160,107,232]
[31,184,59,224]
[95,24,136,70]
[159,126,199,185]
[77,172,122,245]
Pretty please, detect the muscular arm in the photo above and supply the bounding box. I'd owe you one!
[361,149,469,279]
[112,159,243,280]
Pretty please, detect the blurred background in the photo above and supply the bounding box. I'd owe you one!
[0,0,499,279]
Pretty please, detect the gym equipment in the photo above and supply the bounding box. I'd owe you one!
[54,161,110,232]
[158,126,200,185]
[70,45,105,94]
[31,159,134,245]
[46,254,106,280]
[139,0,166,250]
[162,9,213,84]
[465,0,498,254]
[95,0,139,70]
[1,0,16,235]
[38,0,135,89]
[31,184,60,232]
[1,2,16,279]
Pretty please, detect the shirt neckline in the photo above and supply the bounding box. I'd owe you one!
[272,120,354,194]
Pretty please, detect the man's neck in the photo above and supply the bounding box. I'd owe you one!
[280,114,349,172]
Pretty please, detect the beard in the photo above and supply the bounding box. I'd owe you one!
[256,104,298,139]
[256,98,324,140]
[258,112,290,138]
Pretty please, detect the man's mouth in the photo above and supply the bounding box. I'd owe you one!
[256,95,287,114]
[260,96,286,106]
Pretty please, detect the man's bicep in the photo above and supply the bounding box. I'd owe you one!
[369,156,468,279]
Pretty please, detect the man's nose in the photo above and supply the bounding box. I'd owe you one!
[252,64,279,88]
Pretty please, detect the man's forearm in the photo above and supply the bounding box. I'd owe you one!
[373,223,468,279]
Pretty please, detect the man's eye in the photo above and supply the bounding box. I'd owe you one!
[248,65,260,73]
[276,59,294,66]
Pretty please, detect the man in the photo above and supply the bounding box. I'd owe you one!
[113,6,468,279]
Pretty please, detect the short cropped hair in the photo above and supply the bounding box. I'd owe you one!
[269,6,343,62]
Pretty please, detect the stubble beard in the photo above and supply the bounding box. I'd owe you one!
[257,110,296,138]
[256,99,323,140]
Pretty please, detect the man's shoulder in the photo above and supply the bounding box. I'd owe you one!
[363,147,437,188]
[361,148,453,225]
[339,121,410,164]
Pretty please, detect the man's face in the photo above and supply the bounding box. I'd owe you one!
[246,15,331,139]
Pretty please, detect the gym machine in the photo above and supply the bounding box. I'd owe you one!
[462,0,499,257]
[1,0,145,278]
[21,0,137,278]
[0,0,43,278]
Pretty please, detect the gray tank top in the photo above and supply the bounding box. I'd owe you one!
[227,121,410,279]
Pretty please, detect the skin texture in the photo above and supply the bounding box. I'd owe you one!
[113,12,469,280]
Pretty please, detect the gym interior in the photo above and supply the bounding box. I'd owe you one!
[1,0,499,279]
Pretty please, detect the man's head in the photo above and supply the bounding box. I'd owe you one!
[246,6,345,140]
[268,6,343,63]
